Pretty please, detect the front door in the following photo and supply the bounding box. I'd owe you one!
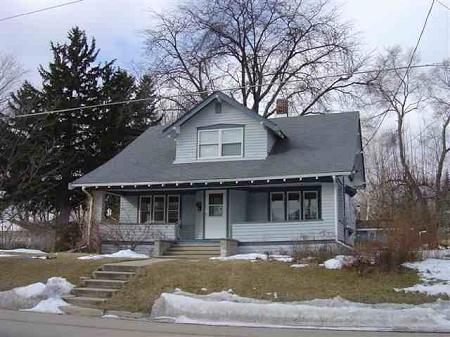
[204,190,227,239]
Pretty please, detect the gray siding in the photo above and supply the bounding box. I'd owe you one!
[232,183,336,242]
[237,241,339,255]
[336,179,345,242]
[345,193,356,245]
[180,193,196,240]
[174,102,269,163]
[119,195,138,223]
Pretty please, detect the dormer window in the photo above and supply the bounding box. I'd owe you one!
[198,127,243,159]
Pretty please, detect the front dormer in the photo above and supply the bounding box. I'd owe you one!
[163,92,285,164]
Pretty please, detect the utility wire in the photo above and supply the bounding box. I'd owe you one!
[364,0,436,146]
[437,0,450,10]
[0,63,444,121]
[0,0,85,23]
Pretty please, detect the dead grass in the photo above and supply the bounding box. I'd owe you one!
[0,253,116,290]
[106,259,440,313]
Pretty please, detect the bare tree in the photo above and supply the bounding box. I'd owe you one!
[0,53,23,114]
[429,61,450,199]
[145,0,366,116]
[364,47,428,201]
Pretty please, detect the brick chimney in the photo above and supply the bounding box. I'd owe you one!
[276,98,289,116]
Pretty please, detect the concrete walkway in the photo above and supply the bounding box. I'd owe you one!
[106,258,173,267]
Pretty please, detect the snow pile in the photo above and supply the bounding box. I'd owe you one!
[323,255,355,270]
[0,248,46,255]
[151,290,450,332]
[78,249,149,260]
[0,277,73,312]
[396,258,450,296]
[290,264,308,268]
[22,298,69,314]
[14,283,46,298]
[0,254,18,258]
[210,253,293,263]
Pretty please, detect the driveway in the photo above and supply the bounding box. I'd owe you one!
[0,309,441,337]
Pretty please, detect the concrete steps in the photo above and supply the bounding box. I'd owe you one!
[93,270,136,280]
[66,262,143,310]
[163,242,220,259]
[63,295,108,309]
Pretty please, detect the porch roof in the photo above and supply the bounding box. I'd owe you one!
[70,111,361,189]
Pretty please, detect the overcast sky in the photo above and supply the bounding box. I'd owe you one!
[1,0,448,86]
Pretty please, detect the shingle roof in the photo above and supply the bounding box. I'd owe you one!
[70,111,361,187]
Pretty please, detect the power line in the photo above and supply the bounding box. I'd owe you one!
[0,63,444,121]
[0,0,85,23]
[364,0,436,146]
[437,0,450,10]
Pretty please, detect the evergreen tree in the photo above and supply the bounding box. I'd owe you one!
[2,27,159,230]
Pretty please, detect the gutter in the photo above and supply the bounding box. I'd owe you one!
[81,186,94,250]
[70,171,353,189]
[333,176,353,251]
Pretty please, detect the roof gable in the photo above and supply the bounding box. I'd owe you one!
[163,91,285,138]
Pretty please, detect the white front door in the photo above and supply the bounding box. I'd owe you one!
[204,190,227,239]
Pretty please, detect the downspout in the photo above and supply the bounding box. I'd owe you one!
[81,186,94,251]
[333,176,353,250]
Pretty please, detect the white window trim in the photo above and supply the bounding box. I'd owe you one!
[166,194,180,223]
[197,127,244,159]
[139,195,152,224]
[270,192,285,222]
[302,190,319,220]
[287,191,301,221]
[152,195,166,223]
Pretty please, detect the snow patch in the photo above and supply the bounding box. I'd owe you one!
[323,255,355,270]
[396,259,450,296]
[0,248,46,255]
[78,249,149,260]
[102,314,119,319]
[151,290,450,332]
[210,253,293,263]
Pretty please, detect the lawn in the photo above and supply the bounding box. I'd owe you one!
[106,259,440,313]
[0,253,115,290]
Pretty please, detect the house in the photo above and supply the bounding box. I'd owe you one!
[70,91,365,257]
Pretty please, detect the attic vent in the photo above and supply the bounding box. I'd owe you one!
[276,98,289,115]
[215,101,222,114]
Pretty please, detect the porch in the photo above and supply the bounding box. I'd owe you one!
[93,178,349,256]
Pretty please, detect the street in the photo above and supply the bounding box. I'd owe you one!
[0,309,446,337]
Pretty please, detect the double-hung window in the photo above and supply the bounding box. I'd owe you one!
[153,195,166,222]
[269,190,320,222]
[167,195,180,223]
[140,194,180,224]
[140,196,152,224]
[303,191,318,220]
[198,128,243,159]
[270,192,285,221]
[287,192,301,221]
